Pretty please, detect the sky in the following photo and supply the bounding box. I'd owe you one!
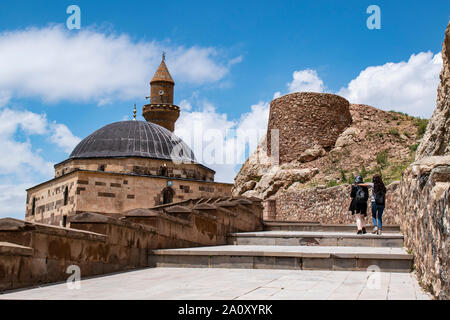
[0,0,449,219]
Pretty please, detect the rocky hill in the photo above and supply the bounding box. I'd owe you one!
[233,103,428,199]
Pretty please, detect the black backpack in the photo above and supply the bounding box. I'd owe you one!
[355,186,366,204]
[374,190,385,205]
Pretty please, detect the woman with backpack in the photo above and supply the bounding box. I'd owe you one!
[349,175,369,234]
[358,174,386,235]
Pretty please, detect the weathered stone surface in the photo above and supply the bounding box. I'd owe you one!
[397,23,450,300]
[267,92,352,164]
[298,145,327,163]
[397,156,449,299]
[335,127,360,148]
[268,182,399,225]
[416,23,450,159]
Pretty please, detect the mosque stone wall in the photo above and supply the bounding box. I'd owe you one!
[26,170,232,227]
[55,157,215,181]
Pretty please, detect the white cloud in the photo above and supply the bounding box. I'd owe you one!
[0,25,240,105]
[0,107,80,219]
[0,90,11,107]
[49,123,81,153]
[288,69,325,93]
[175,100,269,183]
[338,51,442,118]
[0,183,30,217]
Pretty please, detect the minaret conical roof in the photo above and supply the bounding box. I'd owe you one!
[150,58,174,84]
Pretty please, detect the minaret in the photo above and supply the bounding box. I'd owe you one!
[142,53,180,132]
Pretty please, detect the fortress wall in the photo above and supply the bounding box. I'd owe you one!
[267,92,352,164]
[266,182,400,225]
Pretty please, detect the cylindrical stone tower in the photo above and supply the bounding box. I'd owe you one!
[267,92,352,164]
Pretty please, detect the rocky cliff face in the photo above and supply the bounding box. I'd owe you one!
[416,23,450,159]
[398,156,449,299]
[398,23,450,300]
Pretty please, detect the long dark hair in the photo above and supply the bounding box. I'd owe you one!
[373,174,386,194]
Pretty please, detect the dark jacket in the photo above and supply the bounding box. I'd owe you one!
[349,184,369,213]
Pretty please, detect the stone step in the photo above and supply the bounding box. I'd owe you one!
[228,231,404,247]
[264,221,401,233]
[150,245,413,272]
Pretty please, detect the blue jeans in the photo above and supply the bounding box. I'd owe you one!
[371,202,385,229]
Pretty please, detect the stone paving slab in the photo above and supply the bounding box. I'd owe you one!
[230,231,404,238]
[228,231,404,247]
[0,267,431,300]
[264,222,400,233]
[152,245,412,259]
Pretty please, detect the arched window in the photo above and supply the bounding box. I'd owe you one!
[160,166,168,177]
[63,186,69,206]
[31,197,36,216]
[162,187,174,204]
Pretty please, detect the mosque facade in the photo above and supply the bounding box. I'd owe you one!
[25,56,232,226]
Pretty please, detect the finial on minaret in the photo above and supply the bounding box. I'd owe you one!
[133,104,136,120]
[162,51,166,62]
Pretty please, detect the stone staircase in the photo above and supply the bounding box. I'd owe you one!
[150,221,413,272]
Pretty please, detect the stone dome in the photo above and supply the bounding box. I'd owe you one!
[69,120,196,162]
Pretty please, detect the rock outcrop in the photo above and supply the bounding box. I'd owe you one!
[416,23,450,159]
[233,102,423,199]
[397,23,450,300]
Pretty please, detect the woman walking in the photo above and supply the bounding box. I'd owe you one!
[357,174,387,235]
[349,175,369,234]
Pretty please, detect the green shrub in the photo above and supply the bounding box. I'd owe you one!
[326,180,338,188]
[404,131,411,138]
[376,150,388,167]
[415,118,429,138]
[389,128,400,137]
[360,164,368,179]
[409,144,419,152]
[347,172,356,184]
[340,168,347,182]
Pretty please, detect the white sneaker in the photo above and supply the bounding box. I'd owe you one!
[372,226,378,234]
[377,229,382,235]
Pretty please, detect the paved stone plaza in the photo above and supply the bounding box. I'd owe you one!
[0,267,431,300]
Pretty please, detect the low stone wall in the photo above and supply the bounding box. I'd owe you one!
[268,182,400,225]
[397,156,450,299]
[0,196,264,292]
[0,218,108,291]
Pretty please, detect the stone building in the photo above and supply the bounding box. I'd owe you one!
[25,56,232,227]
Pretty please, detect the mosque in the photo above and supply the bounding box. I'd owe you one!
[25,55,233,227]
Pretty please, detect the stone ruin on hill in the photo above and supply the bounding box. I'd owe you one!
[267,92,353,164]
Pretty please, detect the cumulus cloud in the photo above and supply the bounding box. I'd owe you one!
[49,123,81,153]
[0,107,80,218]
[288,69,325,93]
[175,100,269,183]
[0,25,240,105]
[0,183,30,217]
[338,52,442,118]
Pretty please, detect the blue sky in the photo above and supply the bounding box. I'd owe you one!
[0,0,449,218]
